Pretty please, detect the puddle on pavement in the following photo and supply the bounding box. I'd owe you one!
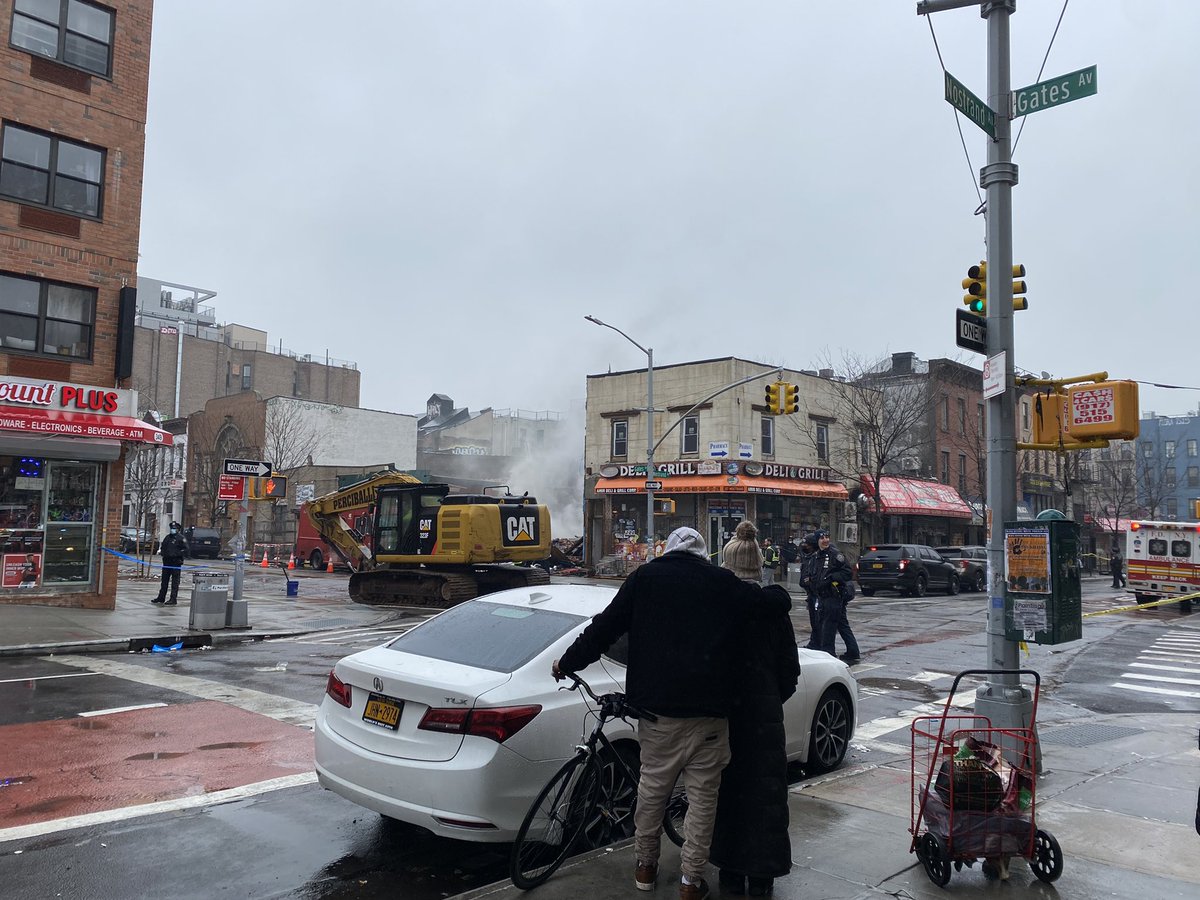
[0,775,34,788]
[856,677,941,699]
[72,719,111,731]
[197,741,262,751]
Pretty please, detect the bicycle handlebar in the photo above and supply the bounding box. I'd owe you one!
[561,672,656,723]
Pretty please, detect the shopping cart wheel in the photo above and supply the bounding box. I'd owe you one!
[1030,829,1063,883]
[917,833,952,886]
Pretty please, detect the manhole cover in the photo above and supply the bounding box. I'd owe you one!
[1039,724,1144,747]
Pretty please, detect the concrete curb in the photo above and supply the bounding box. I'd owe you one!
[0,628,335,658]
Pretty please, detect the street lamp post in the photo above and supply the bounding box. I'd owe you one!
[585,316,655,559]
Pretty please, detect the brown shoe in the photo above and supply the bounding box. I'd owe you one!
[635,861,658,891]
[679,877,709,900]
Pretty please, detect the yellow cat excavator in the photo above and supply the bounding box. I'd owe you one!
[303,474,551,607]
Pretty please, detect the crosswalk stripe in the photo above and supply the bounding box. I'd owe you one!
[1111,682,1200,700]
[1141,650,1200,661]
[1121,672,1200,687]
[1130,662,1200,675]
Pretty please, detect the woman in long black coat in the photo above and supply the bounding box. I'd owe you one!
[711,532,802,897]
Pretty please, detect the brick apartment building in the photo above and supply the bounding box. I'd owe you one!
[0,1,161,608]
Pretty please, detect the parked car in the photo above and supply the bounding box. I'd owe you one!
[935,545,988,592]
[184,526,222,559]
[856,544,960,597]
[119,527,157,555]
[314,583,858,842]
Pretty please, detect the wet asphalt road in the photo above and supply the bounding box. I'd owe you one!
[0,581,1195,898]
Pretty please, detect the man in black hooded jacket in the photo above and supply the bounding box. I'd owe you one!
[553,526,791,900]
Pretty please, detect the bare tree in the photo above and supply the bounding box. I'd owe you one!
[784,351,934,544]
[1136,452,1173,519]
[1090,441,1140,552]
[263,399,322,476]
[123,444,167,571]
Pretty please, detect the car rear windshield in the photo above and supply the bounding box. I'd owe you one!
[861,546,903,558]
[386,600,588,673]
[935,547,963,556]
[191,529,219,539]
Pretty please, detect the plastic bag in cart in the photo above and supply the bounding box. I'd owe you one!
[934,736,1030,813]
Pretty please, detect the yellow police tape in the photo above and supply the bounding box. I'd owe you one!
[1020,590,1199,656]
[1081,590,1200,618]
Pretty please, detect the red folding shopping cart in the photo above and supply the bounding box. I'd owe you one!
[910,669,1063,887]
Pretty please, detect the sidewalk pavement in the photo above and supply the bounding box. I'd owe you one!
[0,559,403,656]
[459,698,1199,900]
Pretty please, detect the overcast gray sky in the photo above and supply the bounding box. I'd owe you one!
[138,1,1198,420]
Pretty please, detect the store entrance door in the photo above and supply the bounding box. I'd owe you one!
[707,500,746,567]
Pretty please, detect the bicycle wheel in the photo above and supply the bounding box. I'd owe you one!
[578,744,641,849]
[510,755,601,889]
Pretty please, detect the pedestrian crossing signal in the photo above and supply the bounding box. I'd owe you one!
[248,474,289,500]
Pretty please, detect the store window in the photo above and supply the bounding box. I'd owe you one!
[0,455,99,593]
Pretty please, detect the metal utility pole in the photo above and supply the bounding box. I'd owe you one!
[919,0,1032,733]
[585,316,656,557]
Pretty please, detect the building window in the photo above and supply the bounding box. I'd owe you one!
[0,123,104,218]
[1165,440,1176,459]
[1189,439,1198,458]
[941,395,949,431]
[1165,467,1176,489]
[240,363,252,390]
[1021,399,1031,431]
[859,429,870,468]
[1188,466,1199,488]
[941,450,950,484]
[957,397,966,434]
[611,419,628,458]
[761,416,774,456]
[958,453,967,493]
[681,415,699,456]
[815,424,829,462]
[1142,442,1153,458]
[10,0,114,77]
[977,402,985,437]
[0,271,94,359]
[1166,498,1178,519]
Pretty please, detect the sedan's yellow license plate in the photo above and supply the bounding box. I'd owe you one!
[872,563,884,569]
[362,692,403,730]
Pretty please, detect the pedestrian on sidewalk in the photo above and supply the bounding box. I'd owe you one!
[552,526,792,900]
[712,524,800,897]
[1111,546,1126,589]
[814,529,860,663]
[153,522,188,605]
[723,521,764,584]
[760,538,779,586]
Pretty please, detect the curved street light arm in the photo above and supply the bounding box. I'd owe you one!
[651,368,782,457]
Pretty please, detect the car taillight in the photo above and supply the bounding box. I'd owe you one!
[898,559,908,571]
[959,560,969,570]
[325,670,351,708]
[418,705,542,743]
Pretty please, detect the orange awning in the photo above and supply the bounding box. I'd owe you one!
[596,475,847,498]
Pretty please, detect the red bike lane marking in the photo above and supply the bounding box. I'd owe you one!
[0,701,313,829]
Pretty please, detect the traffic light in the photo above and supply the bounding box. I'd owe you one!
[1193,499,1200,520]
[782,382,799,415]
[764,382,782,415]
[961,262,1028,314]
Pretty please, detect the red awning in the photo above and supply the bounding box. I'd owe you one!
[862,475,971,519]
[596,475,847,498]
[0,404,173,445]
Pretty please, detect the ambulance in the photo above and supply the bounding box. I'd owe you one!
[1125,519,1200,607]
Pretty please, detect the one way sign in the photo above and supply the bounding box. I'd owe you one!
[955,309,987,355]
[223,458,273,477]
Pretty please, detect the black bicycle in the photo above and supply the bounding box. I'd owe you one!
[509,673,686,889]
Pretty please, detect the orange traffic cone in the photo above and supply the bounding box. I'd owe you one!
[287,553,295,570]
[260,550,269,568]
[326,558,334,574]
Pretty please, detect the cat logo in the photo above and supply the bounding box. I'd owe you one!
[503,513,538,545]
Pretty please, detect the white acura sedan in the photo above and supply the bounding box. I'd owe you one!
[314,583,857,842]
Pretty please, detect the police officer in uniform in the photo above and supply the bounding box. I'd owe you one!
[797,534,821,649]
[812,529,860,663]
[153,522,189,605]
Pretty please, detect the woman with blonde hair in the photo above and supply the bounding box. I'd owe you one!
[714,519,799,896]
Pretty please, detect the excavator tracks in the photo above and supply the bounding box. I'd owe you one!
[348,565,550,608]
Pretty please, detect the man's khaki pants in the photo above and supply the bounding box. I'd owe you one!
[634,715,730,882]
